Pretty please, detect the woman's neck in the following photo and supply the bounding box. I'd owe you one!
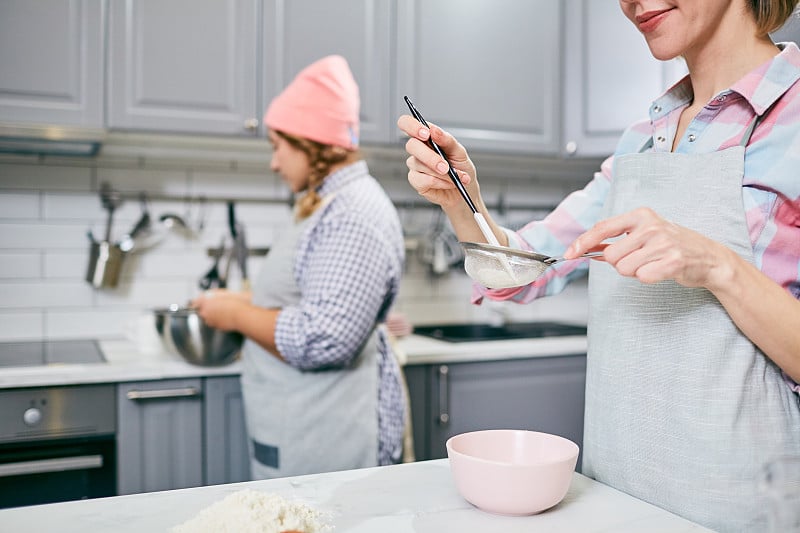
[683,16,779,104]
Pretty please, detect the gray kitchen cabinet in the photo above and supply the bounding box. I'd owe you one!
[117,379,204,495]
[395,0,562,154]
[262,0,394,144]
[204,376,250,485]
[396,1,683,158]
[107,0,259,136]
[0,0,104,127]
[561,0,686,158]
[404,354,587,468]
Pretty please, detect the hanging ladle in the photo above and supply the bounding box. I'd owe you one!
[461,242,604,289]
[404,96,518,282]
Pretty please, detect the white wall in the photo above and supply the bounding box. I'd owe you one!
[0,137,593,342]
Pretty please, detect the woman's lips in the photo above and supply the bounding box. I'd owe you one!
[636,9,672,33]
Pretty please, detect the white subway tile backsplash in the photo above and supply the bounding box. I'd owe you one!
[43,192,102,220]
[0,163,92,190]
[44,251,91,279]
[0,311,44,341]
[0,281,94,309]
[232,202,293,224]
[0,222,95,249]
[190,169,284,199]
[0,253,42,279]
[0,192,40,219]
[94,279,194,308]
[137,250,212,279]
[46,309,141,340]
[97,167,189,195]
[0,148,588,342]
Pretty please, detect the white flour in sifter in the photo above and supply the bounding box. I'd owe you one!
[171,489,332,533]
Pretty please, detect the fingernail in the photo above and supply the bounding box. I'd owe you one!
[419,128,429,139]
[436,162,449,174]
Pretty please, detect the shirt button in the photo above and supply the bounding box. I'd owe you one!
[653,105,662,113]
[657,136,666,143]
[717,95,727,102]
[688,134,696,142]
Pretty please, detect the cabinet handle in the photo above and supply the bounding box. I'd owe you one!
[126,387,202,401]
[437,365,450,425]
[0,455,103,477]
[564,141,578,155]
[243,118,259,131]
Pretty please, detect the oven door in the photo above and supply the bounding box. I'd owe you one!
[0,434,116,509]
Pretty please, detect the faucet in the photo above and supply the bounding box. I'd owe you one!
[486,300,511,327]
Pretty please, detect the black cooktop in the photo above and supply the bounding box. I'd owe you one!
[0,340,106,367]
[412,321,587,343]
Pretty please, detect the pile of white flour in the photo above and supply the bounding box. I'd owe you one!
[171,489,332,533]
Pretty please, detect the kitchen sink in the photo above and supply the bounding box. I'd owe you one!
[412,321,587,343]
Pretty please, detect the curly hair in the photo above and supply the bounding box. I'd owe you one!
[274,131,361,220]
[748,0,800,35]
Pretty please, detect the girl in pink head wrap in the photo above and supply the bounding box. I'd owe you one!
[195,55,408,478]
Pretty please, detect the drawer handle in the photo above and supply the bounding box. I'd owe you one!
[126,387,202,401]
[437,365,450,425]
[0,455,103,477]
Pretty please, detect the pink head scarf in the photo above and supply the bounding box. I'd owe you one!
[264,55,360,149]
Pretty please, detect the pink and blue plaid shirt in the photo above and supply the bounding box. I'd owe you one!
[476,42,800,388]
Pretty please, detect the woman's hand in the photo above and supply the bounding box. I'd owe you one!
[397,114,478,212]
[398,114,507,244]
[564,207,732,289]
[191,289,250,331]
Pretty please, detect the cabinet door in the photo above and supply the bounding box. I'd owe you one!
[562,0,686,158]
[262,0,393,144]
[0,0,103,127]
[117,379,204,495]
[204,376,250,485]
[108,0,258,135]
[396,0,562,154]
[427,356,587,465]
[403,364,431,462]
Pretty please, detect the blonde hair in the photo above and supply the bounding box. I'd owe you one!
[275,131,360,220]
[748,0,800,35]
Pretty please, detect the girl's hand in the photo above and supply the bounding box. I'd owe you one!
[191,289,248,331]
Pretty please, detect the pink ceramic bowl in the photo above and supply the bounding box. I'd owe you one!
[446,429,579,516]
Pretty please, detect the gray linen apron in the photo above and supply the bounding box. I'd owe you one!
[583,113,800,532]
[241,197,378,480]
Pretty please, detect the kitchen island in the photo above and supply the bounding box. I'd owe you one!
[0,458,712,532]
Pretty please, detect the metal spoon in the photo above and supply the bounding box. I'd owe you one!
[461,241,603,289]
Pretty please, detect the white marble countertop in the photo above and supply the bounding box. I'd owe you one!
[0,330,586,389]
[0,459,711,533]
[0,340,242,390]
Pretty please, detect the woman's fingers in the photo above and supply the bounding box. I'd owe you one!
[397,114,430,140]
[565,208,656,258]
[566,207,721,287]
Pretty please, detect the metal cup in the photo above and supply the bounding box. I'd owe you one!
[85,240,127,289]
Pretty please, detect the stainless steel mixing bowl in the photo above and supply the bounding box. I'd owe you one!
[153,305,243,366]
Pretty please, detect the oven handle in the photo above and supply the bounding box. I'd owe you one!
[126,387,202,401]
[0,455,103,478]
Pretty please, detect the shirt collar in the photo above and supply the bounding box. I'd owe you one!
[649,41,800,120]
[731,41,800,115]
[317,159,369,197]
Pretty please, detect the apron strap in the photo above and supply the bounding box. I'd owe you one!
[739,100,778,147]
